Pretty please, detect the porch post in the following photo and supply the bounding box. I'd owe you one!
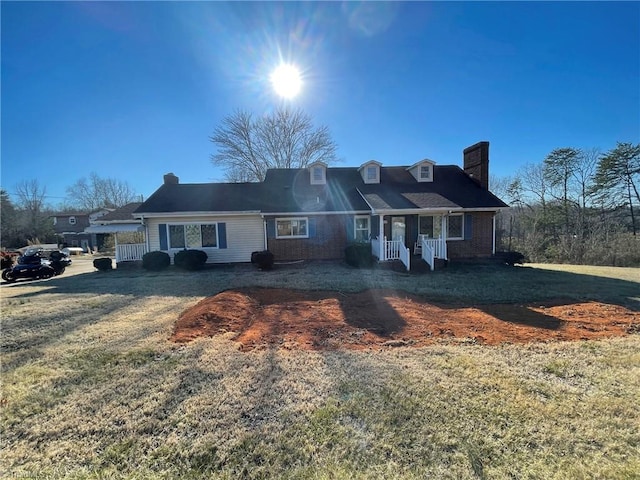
[441,215,448,260]
[379,214,385,260]
[114,233,120,263]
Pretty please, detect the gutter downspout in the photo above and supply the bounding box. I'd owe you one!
[260,214,268,251]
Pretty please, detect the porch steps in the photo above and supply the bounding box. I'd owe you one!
[411,256,447,273]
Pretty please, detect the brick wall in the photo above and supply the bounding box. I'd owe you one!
[447,212,494,258]
[267,215,349,261]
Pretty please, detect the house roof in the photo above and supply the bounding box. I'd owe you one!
[358,166,507,211]
[260,168,371,213]
[134,183,265,214]
[135,165,507,216]
[97,202,143,222]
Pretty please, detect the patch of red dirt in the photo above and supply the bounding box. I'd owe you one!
[170,288,639,351]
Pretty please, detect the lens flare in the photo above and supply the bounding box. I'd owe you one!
[270,63,302,99]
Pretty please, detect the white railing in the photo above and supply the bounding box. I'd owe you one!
[380,237,410,271]
[421,238,435,271]
[398,242,410,271]
[385,238,403,260]
[418,236,447,259]
[116,243,147,262]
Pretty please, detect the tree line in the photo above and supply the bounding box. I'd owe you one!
[493,142,640,266]
[1,173,138,249]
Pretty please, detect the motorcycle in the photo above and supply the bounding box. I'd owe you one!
[1,248,71,283]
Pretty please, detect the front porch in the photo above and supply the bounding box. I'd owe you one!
[85,223,149,264]
[371,236,447,272]
[369,213,451,272]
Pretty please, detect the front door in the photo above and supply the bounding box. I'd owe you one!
[391,217,405,243]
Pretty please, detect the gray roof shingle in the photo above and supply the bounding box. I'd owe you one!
[135,165,507,215]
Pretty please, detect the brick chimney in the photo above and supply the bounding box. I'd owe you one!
[163,172,179,185]
[463,141,489,189]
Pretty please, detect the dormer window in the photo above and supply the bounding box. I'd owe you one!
[309,161,327,185]
[359,160,381,184]
[69,216,76,225]
[408,159,435,183]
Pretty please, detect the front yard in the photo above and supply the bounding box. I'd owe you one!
[1,261,639,479]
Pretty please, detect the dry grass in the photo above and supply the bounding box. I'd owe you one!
[1,261,639,479]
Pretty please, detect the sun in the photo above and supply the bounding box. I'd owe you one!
[270,63,302,99]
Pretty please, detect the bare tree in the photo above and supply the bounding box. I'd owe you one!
[14,179,53,242]
[66,173,138,211]
[211,107,338,182]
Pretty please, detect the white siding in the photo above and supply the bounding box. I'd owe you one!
[145,215,265,263]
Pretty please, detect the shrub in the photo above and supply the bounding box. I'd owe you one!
[1,252,17,269]
[494,251,526,266]
[174,249,208,270]
[345,243,373,268]
[142,251,171,271]
[251,250,274,270]
[93,257,113,271]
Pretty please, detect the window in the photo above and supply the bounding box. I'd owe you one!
[68,216,76,225]
[420,165,431,180]
[419,215,442,239]
[276,218,308,238]
[354,216,370,242]
[367,166,377,181]
[168,224,217,249]
[447,214,463,240]
[313,167,323,181]
[201,224,217,247]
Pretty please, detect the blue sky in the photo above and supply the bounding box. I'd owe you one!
[2,1,638,206]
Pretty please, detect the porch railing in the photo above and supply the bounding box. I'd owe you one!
[421,237,435,271]
[115,243,148,263]
[417,236,447,260]
[373,236,410,271]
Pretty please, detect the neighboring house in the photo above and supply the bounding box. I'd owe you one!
[51,210,109,252]
[84,202,145,262]
[134,142,508,271]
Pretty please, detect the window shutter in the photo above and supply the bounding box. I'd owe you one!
[308,218,316,238]
[345,215,354,241]
[218,222,227,249]
[266,219,276,238]
[159,224,168,250]
[464,214,473,240]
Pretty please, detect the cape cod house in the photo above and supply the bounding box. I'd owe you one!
[133,142,508,271]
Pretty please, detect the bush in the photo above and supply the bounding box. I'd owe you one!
[494,251,526,266]
[93,257,113,271]
[251,250,274,270]
[142,251,171,271]
[345,242,373,268]
[1,252,17,269]
[174,249,208,270]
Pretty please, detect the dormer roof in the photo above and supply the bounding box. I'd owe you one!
[308,161,327,185]
[358,160,382,184]
[407,158,436,183]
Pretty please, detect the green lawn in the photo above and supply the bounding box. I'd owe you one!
[1,261,639,479]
